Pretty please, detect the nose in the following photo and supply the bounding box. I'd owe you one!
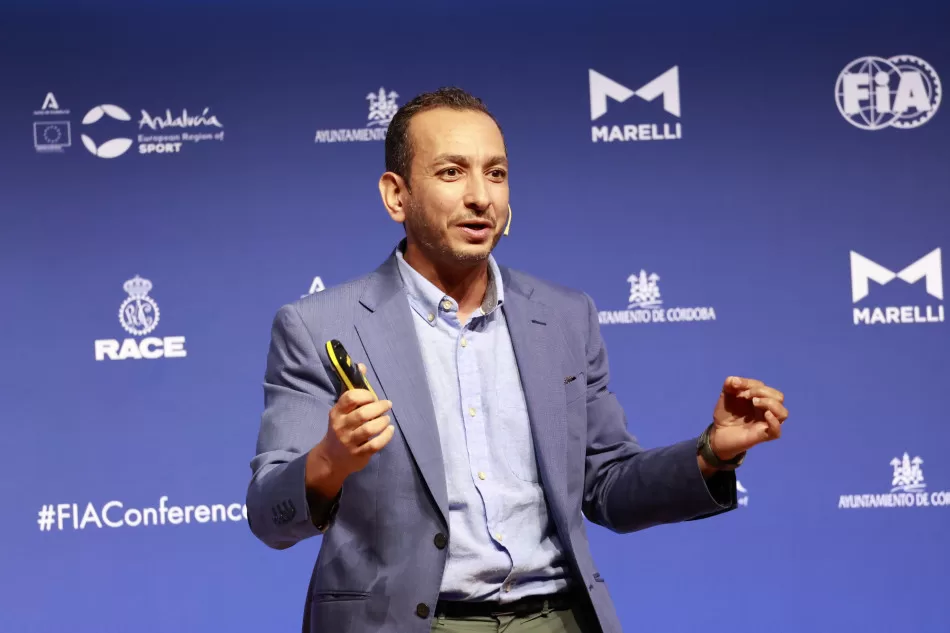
[463,175,491,214]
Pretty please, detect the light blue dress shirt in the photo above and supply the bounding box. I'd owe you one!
[394,247,572,603]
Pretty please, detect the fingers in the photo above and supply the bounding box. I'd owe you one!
[723,376,763,394]
[764,410,782,439]
[738,385,785,403]
[355,423,396,455]
[337,388,380,413]
[751,396,788,422]
[338,398,392,429]
[346,414,392,446]
[724,377,784,405]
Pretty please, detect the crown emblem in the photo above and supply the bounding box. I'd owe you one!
[123,275,153,298]
[118,275,159,336]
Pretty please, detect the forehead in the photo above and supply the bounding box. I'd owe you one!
[408,107,505,163]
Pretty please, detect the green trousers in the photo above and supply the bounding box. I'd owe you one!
[430,605,594,633]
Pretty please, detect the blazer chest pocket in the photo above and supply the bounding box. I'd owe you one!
[564,371,585,405]
[311,591,370,603]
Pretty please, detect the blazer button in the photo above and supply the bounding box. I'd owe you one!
[433,532,447,549]
[416,603,430,618]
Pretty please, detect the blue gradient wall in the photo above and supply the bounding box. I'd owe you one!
[2,2,948,631]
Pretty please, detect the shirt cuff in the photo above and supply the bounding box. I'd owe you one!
[703,469,738,508]
[306,486,341,533]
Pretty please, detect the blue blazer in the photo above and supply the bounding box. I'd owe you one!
[246,245,737,633]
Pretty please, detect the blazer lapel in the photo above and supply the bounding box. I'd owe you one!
[500,270,570,525]
[353,254,449,527]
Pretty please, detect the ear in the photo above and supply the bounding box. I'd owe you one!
[379,172,409,223]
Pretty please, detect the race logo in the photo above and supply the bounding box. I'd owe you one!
[850,248,944,325]
[835,55,941,130]
[79,104,224,158]
[839,453,950,509]
[314,88,399,143]
[33,92,72,153]
[94,275,187,361]
[599,269,716,325]
[737,480,749,507]
[301,275,326,298]
[119,274,160,336]
[589,67,681,142]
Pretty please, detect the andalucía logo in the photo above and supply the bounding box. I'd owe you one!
[79,104,225,158]
[838,453,950,509]
[93,275,187,361]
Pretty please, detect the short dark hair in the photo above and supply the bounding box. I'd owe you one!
[385,86,504,184]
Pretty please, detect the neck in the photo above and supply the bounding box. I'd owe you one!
[402,241,489,318]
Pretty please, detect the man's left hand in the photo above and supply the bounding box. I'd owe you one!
[709,376,788,460]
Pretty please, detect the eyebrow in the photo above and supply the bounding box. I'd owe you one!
[431,154,508,168]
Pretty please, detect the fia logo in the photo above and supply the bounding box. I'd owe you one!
[850,248,943,325]
[94,275,187,361]
[835,55,941,130]
[589,67,682,142]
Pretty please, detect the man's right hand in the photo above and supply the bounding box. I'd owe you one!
[305,364,395,498]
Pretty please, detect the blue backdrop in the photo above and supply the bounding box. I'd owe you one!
[2,1,949,631]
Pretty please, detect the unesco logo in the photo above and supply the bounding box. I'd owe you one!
[835,55,941,130]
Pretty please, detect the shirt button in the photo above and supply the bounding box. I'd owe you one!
[503,582,512,593]
[416,603,430,618]
[442,300,452,310]
[478,471,486,480]
[496,533,503,542]
[427,313,435,322]
[468,407,476,417]
[460,338,468,347]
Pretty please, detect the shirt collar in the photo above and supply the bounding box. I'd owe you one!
[394,241,505,326]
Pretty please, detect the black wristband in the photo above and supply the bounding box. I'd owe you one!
[697,423,745,470]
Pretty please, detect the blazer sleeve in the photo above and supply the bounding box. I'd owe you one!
[245,303,340,550]
[579,293,737,533]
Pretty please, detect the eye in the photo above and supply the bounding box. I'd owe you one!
[489,169,507,180]
[439,167,461,179]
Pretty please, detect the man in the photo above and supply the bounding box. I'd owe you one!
[246,87,789,633]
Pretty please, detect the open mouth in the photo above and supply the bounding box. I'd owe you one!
[458,220,493,231]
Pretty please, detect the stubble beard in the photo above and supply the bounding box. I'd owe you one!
[405,197,494,269]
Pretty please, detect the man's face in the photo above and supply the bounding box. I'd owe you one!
[402,107,509,268]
